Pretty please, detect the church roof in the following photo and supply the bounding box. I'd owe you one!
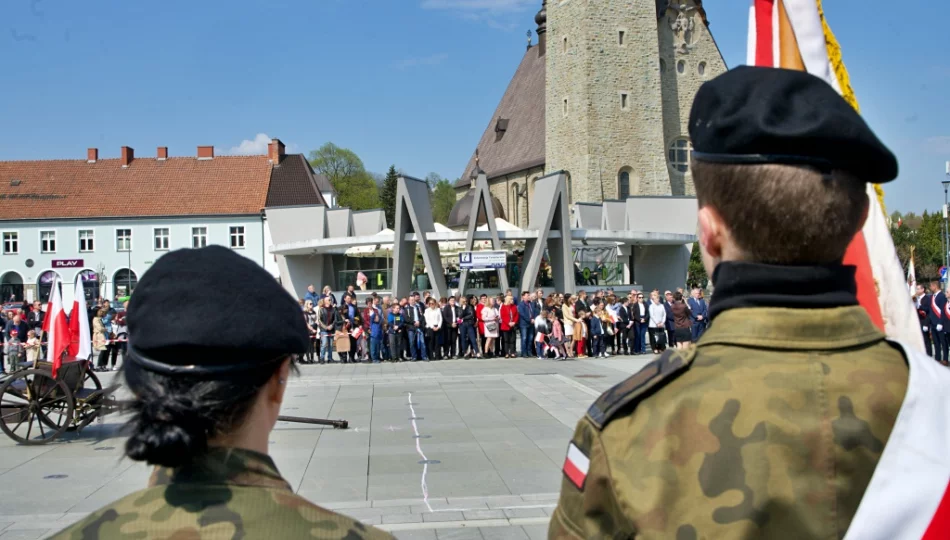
[454,46,546,188]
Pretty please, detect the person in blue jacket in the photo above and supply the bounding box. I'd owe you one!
[517,292,536,358]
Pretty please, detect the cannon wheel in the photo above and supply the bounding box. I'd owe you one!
[0,369,75,445]
[40,368,101,432]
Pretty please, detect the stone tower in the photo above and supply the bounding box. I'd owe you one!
[544,0,726,202]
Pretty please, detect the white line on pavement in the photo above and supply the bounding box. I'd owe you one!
[408,392,433,512]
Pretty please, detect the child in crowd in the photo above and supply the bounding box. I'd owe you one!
[575,309,588,358]
[590,306,605,358]
[24,330,41,365]
[548,310,567,360]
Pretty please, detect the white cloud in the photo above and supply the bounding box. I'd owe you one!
[395,53,449,70]
[224,133,272,156]
[216,133,301,156]
[925,136,950,155]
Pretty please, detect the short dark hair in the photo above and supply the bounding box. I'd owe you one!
[692,161,868,264]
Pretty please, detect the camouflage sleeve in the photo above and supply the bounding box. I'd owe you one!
[549,416,632,540]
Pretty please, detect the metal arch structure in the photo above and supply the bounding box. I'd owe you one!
[520,171,574,294]
[392,175,449,299]
[458,172,509,298]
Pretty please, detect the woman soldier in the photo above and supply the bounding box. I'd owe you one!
[51,246,391,540]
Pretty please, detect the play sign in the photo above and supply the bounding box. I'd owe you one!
[52,259,84,268]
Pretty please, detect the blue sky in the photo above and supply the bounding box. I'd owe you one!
[1,0,946,213]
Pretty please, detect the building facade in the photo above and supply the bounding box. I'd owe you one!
[0,139,326,304]
[452,0,725,227]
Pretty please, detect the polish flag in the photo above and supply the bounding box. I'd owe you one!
[45,278,70,377]
[67,279,91,361]
[562,442,590,490]
[747,0,923,352]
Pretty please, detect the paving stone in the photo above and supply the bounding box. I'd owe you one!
[382,513,424,524]
[422,511,465,522]
[462,510,508,521]
[436,528,484,540]
[394,530,439,540]
[479,527,530,540]
[503,508,547,519]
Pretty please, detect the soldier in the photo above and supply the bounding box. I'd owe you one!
[51,246,392,540]
[549,66,950,539]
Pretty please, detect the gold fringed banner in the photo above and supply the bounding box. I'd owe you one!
[816,0,887,215]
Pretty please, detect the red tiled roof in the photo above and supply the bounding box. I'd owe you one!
[0,155,279,220]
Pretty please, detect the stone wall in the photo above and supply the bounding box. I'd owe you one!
[453,165,545,230]
[545,0,726,202]
[657,1,728,195]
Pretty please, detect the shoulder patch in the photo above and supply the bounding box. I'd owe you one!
[586,348,695,430]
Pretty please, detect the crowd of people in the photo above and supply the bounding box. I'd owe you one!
[0,296,128,373]
[295,283,710,364]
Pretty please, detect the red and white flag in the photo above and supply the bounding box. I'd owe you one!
[45,278,69,377]
[747,0,923,352]
[562,442,590,490]
[67,279,91,361]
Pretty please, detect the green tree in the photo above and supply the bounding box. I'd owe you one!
[431,178,457,224]
[308,142,379,210]
[380,165,399,228]
[686,243,708,290]
[890,210,944,280]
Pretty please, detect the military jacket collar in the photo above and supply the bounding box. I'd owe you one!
[148,447,292,491]
[709,261,858,321]
[700,305,885,350]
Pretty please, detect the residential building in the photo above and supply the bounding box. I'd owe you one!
[0,139,325,304]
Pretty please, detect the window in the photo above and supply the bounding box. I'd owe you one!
[40,231,56,253]
[116,229,132,252]
[78,230,94,252]
[154,228,169,251]
[192,227,208,248]
[659,58,666,72]
[619,171,630,199]
[229,226,245,249]
[563,36,568,53]
[620,93,628,110]
[562,97,569,117]
[698,61,707,77]
[2,232,18,255]
[677,60,686,74]
[618,31,625,46]
[668,138,693,173]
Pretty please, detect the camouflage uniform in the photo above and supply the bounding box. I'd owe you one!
[550,305,908,539]
[50,448,393,539]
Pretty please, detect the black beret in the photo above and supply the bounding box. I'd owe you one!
[127,246,308,373]
[689,66,898,183]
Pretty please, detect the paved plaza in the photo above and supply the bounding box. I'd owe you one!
[0,355,653,539]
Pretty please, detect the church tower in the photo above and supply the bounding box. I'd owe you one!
[544,0,726,202]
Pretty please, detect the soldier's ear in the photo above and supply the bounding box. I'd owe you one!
[697,206,723,260]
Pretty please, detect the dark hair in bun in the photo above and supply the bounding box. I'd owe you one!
[123,354,287,468]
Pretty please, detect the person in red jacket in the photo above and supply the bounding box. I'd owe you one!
[499,295,520,358]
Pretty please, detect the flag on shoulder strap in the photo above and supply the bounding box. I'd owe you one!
[45,278,69,377]
[67,280,91,361]
[747,0,923,352]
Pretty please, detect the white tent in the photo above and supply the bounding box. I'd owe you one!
[475,218,523,248]
[344,228,394,257]
[476,217,522,233]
